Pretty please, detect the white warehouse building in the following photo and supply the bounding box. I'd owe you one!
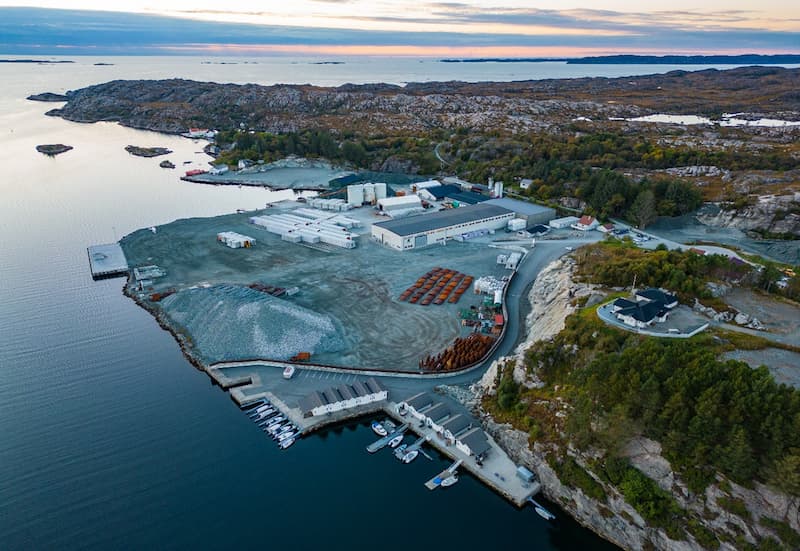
[371,203,514,250]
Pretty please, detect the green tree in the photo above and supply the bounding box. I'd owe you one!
[630,189,657,229]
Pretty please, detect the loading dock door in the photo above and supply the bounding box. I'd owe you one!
[414,235,427,248]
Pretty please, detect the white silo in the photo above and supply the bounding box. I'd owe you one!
[374,182,387,200]
[347,184,364,206]
[363,183,376,204]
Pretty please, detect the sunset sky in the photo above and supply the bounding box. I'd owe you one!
[1,1,798,56]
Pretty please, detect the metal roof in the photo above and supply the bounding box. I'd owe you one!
[404,392,434,411]
[364,377,387,394]
[445,191,488,205]
[442,414,472,435]
[373,203,512,237]
[425,403,451,422]
[484,198,555,217]
[298,390,326,413]
[458,427,491,456]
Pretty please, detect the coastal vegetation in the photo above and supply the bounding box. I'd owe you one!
[486,243,800,548]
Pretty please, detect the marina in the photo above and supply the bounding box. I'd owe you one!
[240,397,301,451]
[366,423,408,453]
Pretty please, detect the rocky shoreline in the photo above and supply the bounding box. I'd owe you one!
[464,256,800,551]
[36,67,800,135]
[124,145,172,158]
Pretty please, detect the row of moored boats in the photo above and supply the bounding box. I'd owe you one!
[242,399,299,450]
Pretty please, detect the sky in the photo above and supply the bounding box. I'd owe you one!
[1,1,798,57]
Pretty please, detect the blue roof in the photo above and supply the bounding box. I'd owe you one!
[373,203,512,237]
[445,191,488,205]
[484,198,555,217]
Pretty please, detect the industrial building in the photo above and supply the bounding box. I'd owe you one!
[250,211,357,249]
[376,195,424,217]
[217,231,255,248]
[371,203,514,250]
[298,377,388,418]
[549,216,580,229]
[347,182,388,206]
[484,198,556,227]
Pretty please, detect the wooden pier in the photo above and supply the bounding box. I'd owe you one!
[366,424,408,453]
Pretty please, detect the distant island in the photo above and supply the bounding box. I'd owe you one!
[36,144,72,156]
[27,92,69,102]
[1,59,74,64]
[125,145,172,158]
[441,54,800,65]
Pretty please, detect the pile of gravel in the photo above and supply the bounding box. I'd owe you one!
[161,284,344,363]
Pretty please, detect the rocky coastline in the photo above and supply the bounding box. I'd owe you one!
[124,145,172,158]
[37,67,800,135]
[465,256,800,551]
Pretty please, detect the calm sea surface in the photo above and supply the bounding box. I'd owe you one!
[1,55,760,550]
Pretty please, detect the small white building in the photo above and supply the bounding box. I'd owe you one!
[571,215,599,231]
[425,403,453,433]
[401,392,436,420]
[597,222,615,234]
[455,427,491,458]
[519,178,533,190]
[549,216,580,229]
[377,195,423,216]
[217,231,255,248]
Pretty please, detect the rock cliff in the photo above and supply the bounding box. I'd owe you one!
[472,255,800,551]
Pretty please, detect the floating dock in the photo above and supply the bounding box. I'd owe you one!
[425,459,462,490]
[87,243,128,279]
[366,424,408,453]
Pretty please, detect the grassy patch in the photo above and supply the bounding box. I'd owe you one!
[550,456,607,501]
[717,495,752,521]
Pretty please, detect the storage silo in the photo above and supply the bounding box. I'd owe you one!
[363,183,376,204]
[374,182,387,200]
[347,184,364,206]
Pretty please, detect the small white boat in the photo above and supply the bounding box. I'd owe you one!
[440,475,458,487]
[283,365,295,379]
[401,450,419,464]
[279,438,295,449]
[277,430,296,441]
[529,498,556,521]
[371,421,388,437]
[388,435,403,449]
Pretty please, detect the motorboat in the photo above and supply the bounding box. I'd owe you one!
[279,438,295,449]
[241,399,266,411]
[440,475,458,487]
[401,450,419,464]
[529,498,556,521]
[277,430,296,442]
[371,421,388,437]
[388,434,403,449]
[393,444,408,460]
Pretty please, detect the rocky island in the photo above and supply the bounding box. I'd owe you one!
[27,92,69,102]
[35,144,73,156]
[124,145,172,157]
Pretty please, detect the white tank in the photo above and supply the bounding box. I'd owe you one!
[347,184,364,206]
[494,289,503,305]
[363,183,376,203]
[374,182,387,200]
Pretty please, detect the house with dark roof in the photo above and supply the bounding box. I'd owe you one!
[612,287,678,328]
[442,414,473,440]
[456,427,491,459]
[635,288,678,309]
[401,392,435,420]
[424,403,453,432]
